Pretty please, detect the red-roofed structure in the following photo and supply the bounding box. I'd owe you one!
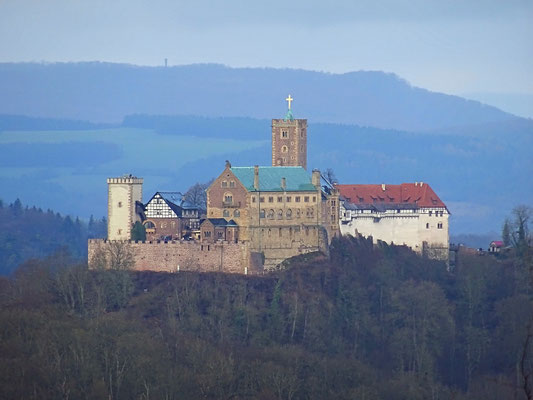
[337,182,450,261]
[335,183,447,209]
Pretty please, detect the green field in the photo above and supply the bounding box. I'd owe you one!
[0,128,268,218]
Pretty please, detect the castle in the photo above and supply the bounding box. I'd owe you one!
[88,96,449,273]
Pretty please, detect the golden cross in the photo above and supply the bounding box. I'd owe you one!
[285,94,293,110]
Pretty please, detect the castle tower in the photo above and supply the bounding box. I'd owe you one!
[272,95,307,169]
[107,175,143,240]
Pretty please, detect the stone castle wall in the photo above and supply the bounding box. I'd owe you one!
[88,239,261,274]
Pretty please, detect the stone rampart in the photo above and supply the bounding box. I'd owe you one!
[88,239,261,274]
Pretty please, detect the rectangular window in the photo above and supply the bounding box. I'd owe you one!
[429,211,433,216]
[252,196,256,203]
[260,197,265,203]
[295,196,301,202]
[438,223,443,229]
[277,196,283,202]
[304,196,309,202]
[313,196,316,202]
[281,130,288,138]
[268,196,274,203]
[221,181,228,188]
[286,196,291,202]
[229,181,235,188]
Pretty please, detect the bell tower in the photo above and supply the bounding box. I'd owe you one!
[272,95,307,170]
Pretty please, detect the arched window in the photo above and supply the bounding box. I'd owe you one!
[277,209,283,219]
[234,209,240,217]
[260,209,265,218]
[286,208,292,219]
[296,209,301,219]
[143,221,155,229]
[281,145,288,153]
[223,210,230,217]
[223,192,233,205]
[267,209,275,219]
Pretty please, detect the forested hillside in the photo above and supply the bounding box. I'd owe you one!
[1,236,531,399]
[0,199,106,275]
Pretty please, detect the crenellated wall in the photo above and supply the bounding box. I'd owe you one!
[88,239,262,274]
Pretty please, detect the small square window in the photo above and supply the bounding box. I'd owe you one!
[304,196,309,202]
[295,196,301,202]
[268,196,274,203]
[260,197,265,203]
[286,196,291,202]
[277,196,283,202]
[221,181,228,188]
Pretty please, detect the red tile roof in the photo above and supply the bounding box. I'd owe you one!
[336,183,446,208]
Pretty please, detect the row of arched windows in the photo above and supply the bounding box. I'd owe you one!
[259,208,315,219]
[223,209,240,218]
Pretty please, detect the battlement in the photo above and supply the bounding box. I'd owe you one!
[107,176,143,185]
[88,238,262,274]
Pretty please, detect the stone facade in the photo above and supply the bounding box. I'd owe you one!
[272,118,307,169]
[107,176,143,241]
[88,239,260,274]
[206,164,339,269]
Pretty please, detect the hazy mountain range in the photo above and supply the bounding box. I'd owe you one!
[0,62,531,239]
[0,62,524,131]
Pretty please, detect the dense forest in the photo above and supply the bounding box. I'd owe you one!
[1,234,531,399]
[0,199,106,275]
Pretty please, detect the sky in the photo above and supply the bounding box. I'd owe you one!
[1,0,532,117]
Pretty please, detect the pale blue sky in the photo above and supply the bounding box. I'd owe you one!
[1,0,532,116]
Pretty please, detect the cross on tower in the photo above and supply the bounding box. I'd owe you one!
[285,94,293,110]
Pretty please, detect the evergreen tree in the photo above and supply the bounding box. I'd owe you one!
[131,221,146,241]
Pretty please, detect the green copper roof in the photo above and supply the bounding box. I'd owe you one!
[230,166,316,192]
[284,109,294,121]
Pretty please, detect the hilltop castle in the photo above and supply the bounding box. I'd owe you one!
[89,96,449,273]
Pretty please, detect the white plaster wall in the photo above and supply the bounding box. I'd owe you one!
[340,214,422,251]
[108,179,143,240]
[339,206,449,256]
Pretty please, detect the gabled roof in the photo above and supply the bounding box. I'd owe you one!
[201,218,238,227]
[159,192,197,210]
[336,183,446,208]
[230,166,316,192]
[145,192,199,216]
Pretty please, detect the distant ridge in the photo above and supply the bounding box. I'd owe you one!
[0,114,112,131]
[0,62,521,131]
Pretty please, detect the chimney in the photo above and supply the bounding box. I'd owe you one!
[415,181,418,187]
[281,177,286,190]
[312,169,321,188]
[381,183,386,191]
[420,182,423,187]
[225,160,231,169]
[254,165,259,190]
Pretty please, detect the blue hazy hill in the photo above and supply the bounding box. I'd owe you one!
[0,62,521,131]
[0,114,530,236]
